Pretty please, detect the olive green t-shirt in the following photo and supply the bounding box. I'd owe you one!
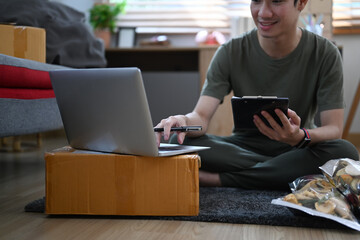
[202,28,344,133]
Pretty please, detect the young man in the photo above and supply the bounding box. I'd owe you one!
[155,0,359,190]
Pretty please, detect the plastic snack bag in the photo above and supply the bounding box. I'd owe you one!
[272,174,360,231]
[320,158,360,216]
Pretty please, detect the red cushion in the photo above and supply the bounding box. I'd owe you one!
[0,65,52,89]
[0,88,55,99]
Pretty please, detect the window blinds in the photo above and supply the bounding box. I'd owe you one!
[333,0,360,33]
[109,1,360,34]
[112,0,250,33]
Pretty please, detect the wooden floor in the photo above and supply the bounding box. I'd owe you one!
[1,133,360,240]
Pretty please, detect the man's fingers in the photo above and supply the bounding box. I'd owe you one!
[177,132,186,144]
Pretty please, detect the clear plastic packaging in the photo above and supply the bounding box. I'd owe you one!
[272,174,360,231]
[319,158,360,217]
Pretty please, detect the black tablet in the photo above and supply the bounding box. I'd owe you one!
[231,96,289,130]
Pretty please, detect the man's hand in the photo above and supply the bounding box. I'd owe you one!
[154,95,221,147]
[154,115,188,146]
[253,108,304,146]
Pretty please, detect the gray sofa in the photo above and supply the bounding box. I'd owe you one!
[0,1,109,151]
[0,54,70,150]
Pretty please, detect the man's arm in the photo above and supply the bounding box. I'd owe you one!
[307,108,344,144]
[155,95,220,145]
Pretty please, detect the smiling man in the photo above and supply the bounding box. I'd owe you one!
[155,0,359,190]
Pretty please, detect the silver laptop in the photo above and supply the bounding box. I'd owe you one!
[49,67,210,157]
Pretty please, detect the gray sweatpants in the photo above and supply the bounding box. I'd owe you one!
[170,133,359,190]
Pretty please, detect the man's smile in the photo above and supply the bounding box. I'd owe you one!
[258,20,278,30]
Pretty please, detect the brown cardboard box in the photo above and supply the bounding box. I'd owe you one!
[0,24,46,63]
[45,146,200,216]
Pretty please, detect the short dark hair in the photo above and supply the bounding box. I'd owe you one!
[294,0,299,6]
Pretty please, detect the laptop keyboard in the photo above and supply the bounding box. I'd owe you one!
[158,146,185,151]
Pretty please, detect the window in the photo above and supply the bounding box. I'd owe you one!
[333,0,360,34]
[112,0,251,34]
[110,0,360,35]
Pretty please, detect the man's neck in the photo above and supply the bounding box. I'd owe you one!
[258,27,302,59]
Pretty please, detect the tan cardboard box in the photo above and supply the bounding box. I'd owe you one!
[0,24,46,63]
[45,146,200,216]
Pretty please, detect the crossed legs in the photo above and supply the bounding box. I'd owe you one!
[170,134,359,190]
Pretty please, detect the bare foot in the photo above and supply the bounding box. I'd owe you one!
[199,170,221,187]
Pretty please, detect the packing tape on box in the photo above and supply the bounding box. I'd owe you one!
[14,26,27,59]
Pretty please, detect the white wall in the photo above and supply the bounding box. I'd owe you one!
[333,35,360,132]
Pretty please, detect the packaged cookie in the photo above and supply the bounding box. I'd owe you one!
[285,175,356,221]
[320,158,360,216]
[272,174,360,230]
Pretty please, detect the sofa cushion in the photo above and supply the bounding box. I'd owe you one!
[0,65,52,89]
[0,54,70,99]
[0,88,55,99]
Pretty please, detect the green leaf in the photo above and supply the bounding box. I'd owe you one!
[89,1,127,33]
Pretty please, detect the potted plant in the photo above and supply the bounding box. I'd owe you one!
[89,1,126,48]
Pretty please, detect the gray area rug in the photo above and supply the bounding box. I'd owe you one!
[25,187,348,229]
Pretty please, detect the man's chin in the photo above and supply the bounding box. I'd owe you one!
[257,30,275,39]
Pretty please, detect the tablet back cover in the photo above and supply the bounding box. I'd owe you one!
[231,96,289,130]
